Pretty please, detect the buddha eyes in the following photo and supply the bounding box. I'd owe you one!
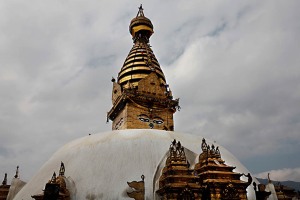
[138,115,164,125]
[139,117,150,122]
[153,119,163,124]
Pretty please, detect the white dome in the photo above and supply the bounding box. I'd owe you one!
[15,129,257,199]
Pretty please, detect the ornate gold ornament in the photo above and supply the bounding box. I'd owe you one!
[31,162,70,200]
[156,139,252,200]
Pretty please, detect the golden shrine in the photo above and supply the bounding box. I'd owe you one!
[157,140,203,199]
[31,162,70,200]
[156,139,252,200]
[194,138,252,200]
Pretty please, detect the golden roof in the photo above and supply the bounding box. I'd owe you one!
[118,5,166,89]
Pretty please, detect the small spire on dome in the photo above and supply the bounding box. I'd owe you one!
[215,146,221,158]
[141,174,145,181]
[267,173,272,183]
[201,138,208,152]
[172,139,176,146]
[50,172,56,183]
[167,140,186,163]
[14,166,19,178]
[2,173,7,185]
[59,162,65,176]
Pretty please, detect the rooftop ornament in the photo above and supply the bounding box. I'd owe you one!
[129,4,153,43]
[14,166,19,178]
[2,173,7,185]
[50,172,57,184]
[167,139,186,164]
[59,162,65,177]
[201,138,221,159]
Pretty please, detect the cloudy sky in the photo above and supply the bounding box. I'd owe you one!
[1,0,300,183]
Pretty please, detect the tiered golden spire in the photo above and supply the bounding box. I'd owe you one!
[108,5,179,131]
[118,5,165,89]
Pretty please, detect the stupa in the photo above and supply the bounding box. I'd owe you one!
[12,5,257,200]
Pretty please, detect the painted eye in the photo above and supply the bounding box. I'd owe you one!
[139,117,150,122]
[153,119,163,124]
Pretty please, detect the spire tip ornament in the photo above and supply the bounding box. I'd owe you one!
[137,4,144,17]
[129,5,153,42]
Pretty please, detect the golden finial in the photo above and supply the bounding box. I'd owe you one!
[129,5,153,40]
[137,4,144,17]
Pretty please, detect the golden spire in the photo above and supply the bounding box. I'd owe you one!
[108,6,179,131]
[118,5,165,89]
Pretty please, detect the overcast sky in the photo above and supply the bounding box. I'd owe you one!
[1,0,300,183]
